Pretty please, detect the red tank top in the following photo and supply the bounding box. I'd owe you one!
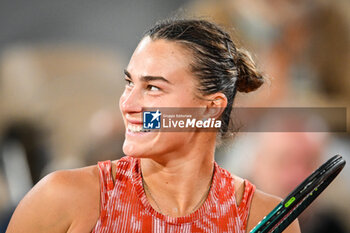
[91,156,255,233]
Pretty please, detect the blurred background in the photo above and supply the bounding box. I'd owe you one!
[0,0,349,232]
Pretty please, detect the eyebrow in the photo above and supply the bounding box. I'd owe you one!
[124,69,172,84]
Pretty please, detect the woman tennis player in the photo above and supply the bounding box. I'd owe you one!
[6,19,300,232]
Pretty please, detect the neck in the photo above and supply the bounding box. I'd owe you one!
[140,133,216,217]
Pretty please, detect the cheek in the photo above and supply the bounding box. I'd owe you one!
[158,93,199,108]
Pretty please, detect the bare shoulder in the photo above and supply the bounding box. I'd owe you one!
[246,188,301,233]
[6,165,100,233]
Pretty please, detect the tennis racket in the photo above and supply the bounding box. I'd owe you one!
[250,154,346,233]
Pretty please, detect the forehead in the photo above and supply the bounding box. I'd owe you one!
[127,37,193,80]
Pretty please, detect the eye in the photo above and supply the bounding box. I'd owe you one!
[125,78,134,87]
[147,85,160,91]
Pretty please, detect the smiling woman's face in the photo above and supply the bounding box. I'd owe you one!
[119,36,207,158]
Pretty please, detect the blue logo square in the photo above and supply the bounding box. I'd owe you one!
[143,110,161,129]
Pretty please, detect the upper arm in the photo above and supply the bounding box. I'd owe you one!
[6,171,73,233]
[6,166,100,233]
[246,189,301,233]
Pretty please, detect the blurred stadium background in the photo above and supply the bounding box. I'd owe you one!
[0,0,349,232]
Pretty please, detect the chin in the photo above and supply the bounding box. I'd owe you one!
[122,132,189,159]
[122,140,149,158]
[122,129,161,157]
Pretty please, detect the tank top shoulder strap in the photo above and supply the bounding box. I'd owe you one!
[97,160,115,206]
[238,179,256,230]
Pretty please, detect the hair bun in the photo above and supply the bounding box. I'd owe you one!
[235,48,264,93]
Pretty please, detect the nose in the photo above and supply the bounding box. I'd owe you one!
[120,88,143,114]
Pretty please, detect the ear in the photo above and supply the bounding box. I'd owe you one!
[204,93,227,119]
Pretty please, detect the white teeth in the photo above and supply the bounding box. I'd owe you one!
[128,124,149,133]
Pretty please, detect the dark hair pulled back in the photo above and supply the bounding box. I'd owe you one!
[144,19,264,138]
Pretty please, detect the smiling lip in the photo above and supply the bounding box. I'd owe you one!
[127,119,143,124]
[125,115,143,124]
[124,114,152,135]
